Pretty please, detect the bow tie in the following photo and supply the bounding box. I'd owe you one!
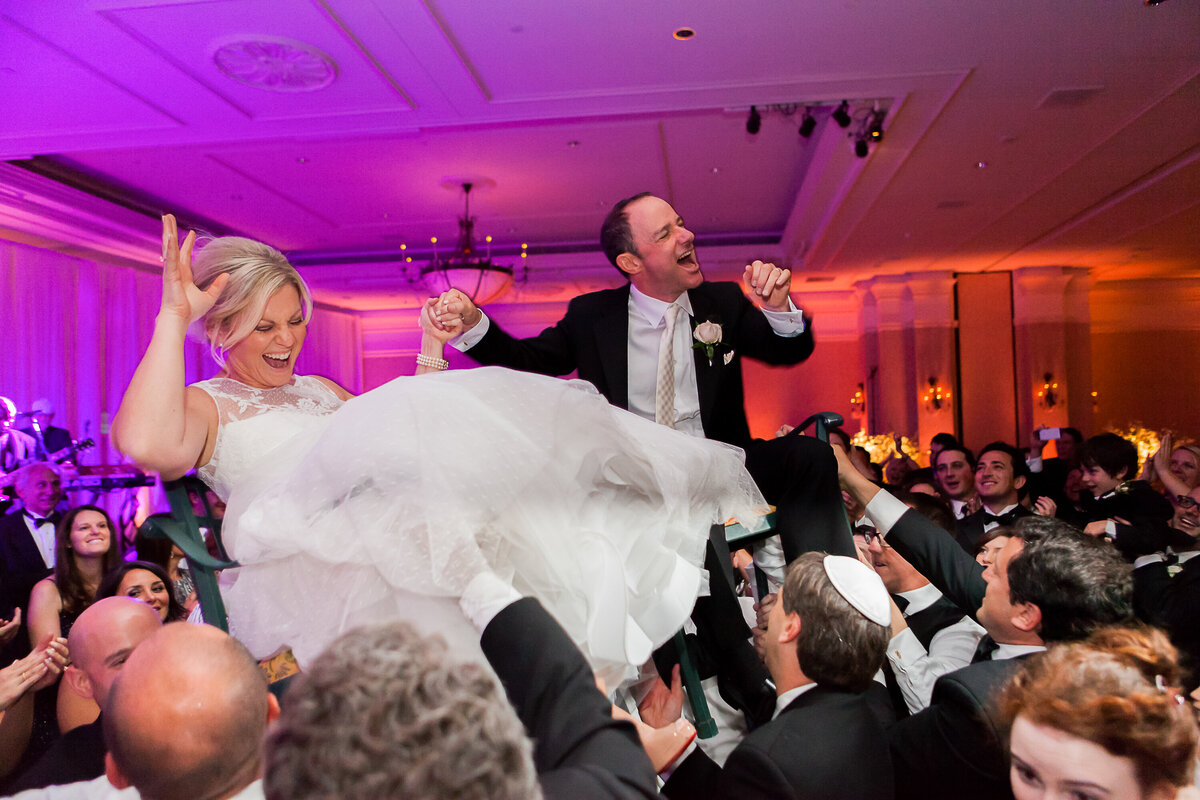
[972,634,1000,663]
[984,509,1019,526]
[27,512,59,528]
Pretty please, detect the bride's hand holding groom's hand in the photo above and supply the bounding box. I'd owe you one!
[158,214,228,328]
[419,297,462,344]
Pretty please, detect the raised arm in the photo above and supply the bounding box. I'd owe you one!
[112,215,228,479]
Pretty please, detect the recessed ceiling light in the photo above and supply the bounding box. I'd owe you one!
[711,167,719,173]
[673,27,695,40]
[976,161,988,169]
[567,140,580,148]
[297,156,308,163]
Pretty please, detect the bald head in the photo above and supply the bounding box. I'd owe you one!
[67,596,162,708]
[105,624,272,800]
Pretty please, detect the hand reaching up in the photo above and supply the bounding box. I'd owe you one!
[159,214,228,327]
[743,260,792,312]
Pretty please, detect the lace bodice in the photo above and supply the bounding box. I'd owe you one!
[192,375,344,502]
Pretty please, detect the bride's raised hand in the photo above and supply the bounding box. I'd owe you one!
[419,297,462,344]
[159,214,228,326]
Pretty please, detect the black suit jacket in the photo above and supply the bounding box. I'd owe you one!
[1134,555,1200,691]
[955,505,1032,555]
[662,685,894,800]
[480,598,657,800]
[887,508,986,622]
[467,282,814,449]
[0,511,52,657]
[5,715,105,791]
[889,657,1030,800]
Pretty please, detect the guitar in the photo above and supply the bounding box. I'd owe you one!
[46,438,95,465]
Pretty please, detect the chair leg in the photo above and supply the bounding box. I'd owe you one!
[673,630,718,739]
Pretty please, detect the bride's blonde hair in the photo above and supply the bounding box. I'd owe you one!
[190,236,313,365]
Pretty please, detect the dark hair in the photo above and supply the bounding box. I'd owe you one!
[98,560,187,622]
[894,489,956,535]
[1000,626,1197,794]
[1080,433,1138,483]
[1006,527,1133,643]
[931,432,960,449]
[781,553,889,692]
[974,525,1012,555]
[899,467,936,492]
[600,192,652,271]
[1061,427,1083,445]
[55,505,123,615]
[933,445,975,471]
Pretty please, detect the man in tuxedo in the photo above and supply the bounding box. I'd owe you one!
[956,441,1033,554]
[657,553,893,800]
[864,499,984,716]
[17,399,73,463]
[835,445,1133,800]
[932,444,977,520]
[442,192,851,564]
[0,463,63,664]
[264,586,658,800]
[5,597,162,791]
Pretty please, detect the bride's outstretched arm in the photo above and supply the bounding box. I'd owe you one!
[415,295,462,375]
[113,214,227,479]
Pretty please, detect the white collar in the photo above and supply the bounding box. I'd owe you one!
[629,285,694,327]
[773,682,819,719]
[993,642,1046,661]
[983,502,1019,516]
[895,582,942,616]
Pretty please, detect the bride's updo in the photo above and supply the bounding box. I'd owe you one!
[190,236,313,364]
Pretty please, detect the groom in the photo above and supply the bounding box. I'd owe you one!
[448,192,853,564]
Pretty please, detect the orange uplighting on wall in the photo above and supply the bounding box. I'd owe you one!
[1037,372,1060,409]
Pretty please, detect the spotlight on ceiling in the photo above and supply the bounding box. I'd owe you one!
[798,107,816,138]
[832,100,852,128]
[746,105,762,135]
[1144,0,1168,5]
[866,108,886,142]
[854,137,870,158]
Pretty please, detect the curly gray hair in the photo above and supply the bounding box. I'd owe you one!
[263,622,542,800]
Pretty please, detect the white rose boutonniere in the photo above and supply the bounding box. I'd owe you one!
[692,320,729,366]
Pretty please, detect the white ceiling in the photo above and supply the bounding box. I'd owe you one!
[1,0,1198,311]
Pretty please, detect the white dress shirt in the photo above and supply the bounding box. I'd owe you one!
[24,512,57,568]
[980,503,1020,533]
[772,682,818,719]
[886,583,985,714]
[454,286,806,440]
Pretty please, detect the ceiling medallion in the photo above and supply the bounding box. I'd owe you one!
[213,38,337,92]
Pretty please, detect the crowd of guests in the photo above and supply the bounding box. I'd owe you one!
[0,422,1196,799]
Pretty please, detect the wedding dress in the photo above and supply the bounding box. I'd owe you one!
[193,367,764,682]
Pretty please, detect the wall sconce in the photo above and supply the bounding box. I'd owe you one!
[850,383,866,417]
[1092,390,1099,412]
[922,377,950,412]
[1037,373,1059,409]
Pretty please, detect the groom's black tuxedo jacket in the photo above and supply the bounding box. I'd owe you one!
[481,598,657,800]
[467,281,814,449]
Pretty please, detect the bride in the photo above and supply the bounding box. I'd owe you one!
[113,215,765,681]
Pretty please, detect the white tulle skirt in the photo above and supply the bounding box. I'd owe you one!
[219,368,764,682]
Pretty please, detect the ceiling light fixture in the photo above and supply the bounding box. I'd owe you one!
[832,100,852,128]
[798,107,816,138]
[746,105,762,135]
[673,27,696,39]
[866,108,886,142]
[854,137,870,158]
[420,182,515,305]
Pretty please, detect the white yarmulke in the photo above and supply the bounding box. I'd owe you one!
[823,555,891,627]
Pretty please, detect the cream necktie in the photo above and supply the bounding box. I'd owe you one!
[655,303,684,428]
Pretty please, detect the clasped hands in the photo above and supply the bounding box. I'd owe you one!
[0,627,70,712]
[420,289,484,343]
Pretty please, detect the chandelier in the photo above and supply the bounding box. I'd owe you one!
[420,182,517,305]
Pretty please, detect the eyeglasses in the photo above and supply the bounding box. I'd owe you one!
[853,528,887,546]
[1176,495,1199,510]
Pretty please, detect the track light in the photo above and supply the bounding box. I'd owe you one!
[798,107,816,138]
[854,137,870,158]
[746,105,762,135]
[832,100,851,128]
[866,108,886,142]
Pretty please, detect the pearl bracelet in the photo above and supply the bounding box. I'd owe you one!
[416,353,449,371]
